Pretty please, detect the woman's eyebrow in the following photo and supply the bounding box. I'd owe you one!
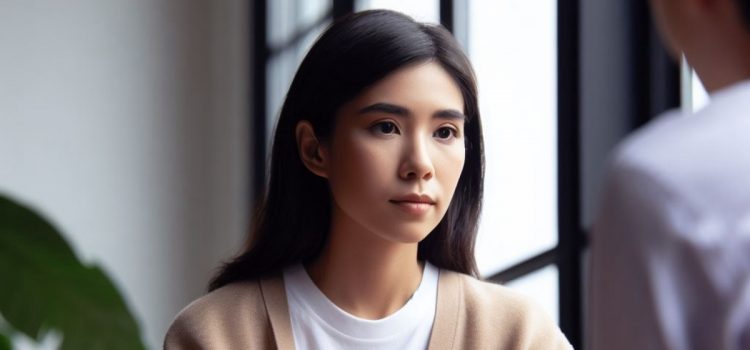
[434,109,467,121]
[358,102,466,121]
[358,103,409,116]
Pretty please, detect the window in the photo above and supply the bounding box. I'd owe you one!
[266,0,332,147]
[681,56,709,113]
[356,0,439,23]
[468,0,559,322]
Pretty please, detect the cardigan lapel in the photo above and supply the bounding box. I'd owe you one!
[427,269,461,350]
[259,275,296,350]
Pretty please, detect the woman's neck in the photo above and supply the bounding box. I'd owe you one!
[304,213,425,320]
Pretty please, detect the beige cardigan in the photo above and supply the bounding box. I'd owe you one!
[164,269,572,349]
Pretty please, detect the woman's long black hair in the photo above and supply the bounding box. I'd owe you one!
[740,0,750,30]
[209,9,484,291]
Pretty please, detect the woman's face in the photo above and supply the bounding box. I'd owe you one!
[321,61,466,244]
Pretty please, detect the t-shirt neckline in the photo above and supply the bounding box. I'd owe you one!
[283,261,439,340]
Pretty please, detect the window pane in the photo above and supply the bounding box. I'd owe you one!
[691,70,709,112]
[268,0,295,49]
[469,1,558,276]
[680,55,709,113]
[267,47,295,138]
[355,0,439,24]
[505,265,560,323]
[267,1,331,147]
[268,0,331,49]
[298,0,331,29]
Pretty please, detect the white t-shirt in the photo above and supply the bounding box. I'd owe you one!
[283,262,439,350]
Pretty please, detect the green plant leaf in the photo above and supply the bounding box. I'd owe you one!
[0,331,11,350]
[0,194,146,350]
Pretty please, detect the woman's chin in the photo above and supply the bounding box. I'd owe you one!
[373,227,433,245]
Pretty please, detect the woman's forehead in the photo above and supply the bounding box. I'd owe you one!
[345,62,465,115]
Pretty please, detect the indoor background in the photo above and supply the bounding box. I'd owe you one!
[0,0,707,349]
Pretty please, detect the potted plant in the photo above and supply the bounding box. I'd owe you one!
[0,194,145,350]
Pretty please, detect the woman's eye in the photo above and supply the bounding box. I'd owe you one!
[434,127,456,139]
[372,121,399,135]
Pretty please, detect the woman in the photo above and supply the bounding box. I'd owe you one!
[165,9,571,349]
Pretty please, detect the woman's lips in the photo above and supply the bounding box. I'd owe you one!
[389,200,434,215]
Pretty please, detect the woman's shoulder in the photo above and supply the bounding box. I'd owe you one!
[169,280,265,325]
[440,270,572,349]
[163,279,276,349]
[454,271,541,315]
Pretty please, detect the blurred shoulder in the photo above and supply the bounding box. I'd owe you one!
[163,280,273,349]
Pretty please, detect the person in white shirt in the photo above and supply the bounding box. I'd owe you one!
[589,0,750,349]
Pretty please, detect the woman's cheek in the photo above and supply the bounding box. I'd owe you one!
[443,146,466,196]
[334,139,389,191]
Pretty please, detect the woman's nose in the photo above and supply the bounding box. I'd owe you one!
[398,134,434,181]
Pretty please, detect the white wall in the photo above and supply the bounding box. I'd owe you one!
[0,1,250,348]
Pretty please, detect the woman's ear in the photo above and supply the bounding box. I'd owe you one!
[295,120,328,178]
